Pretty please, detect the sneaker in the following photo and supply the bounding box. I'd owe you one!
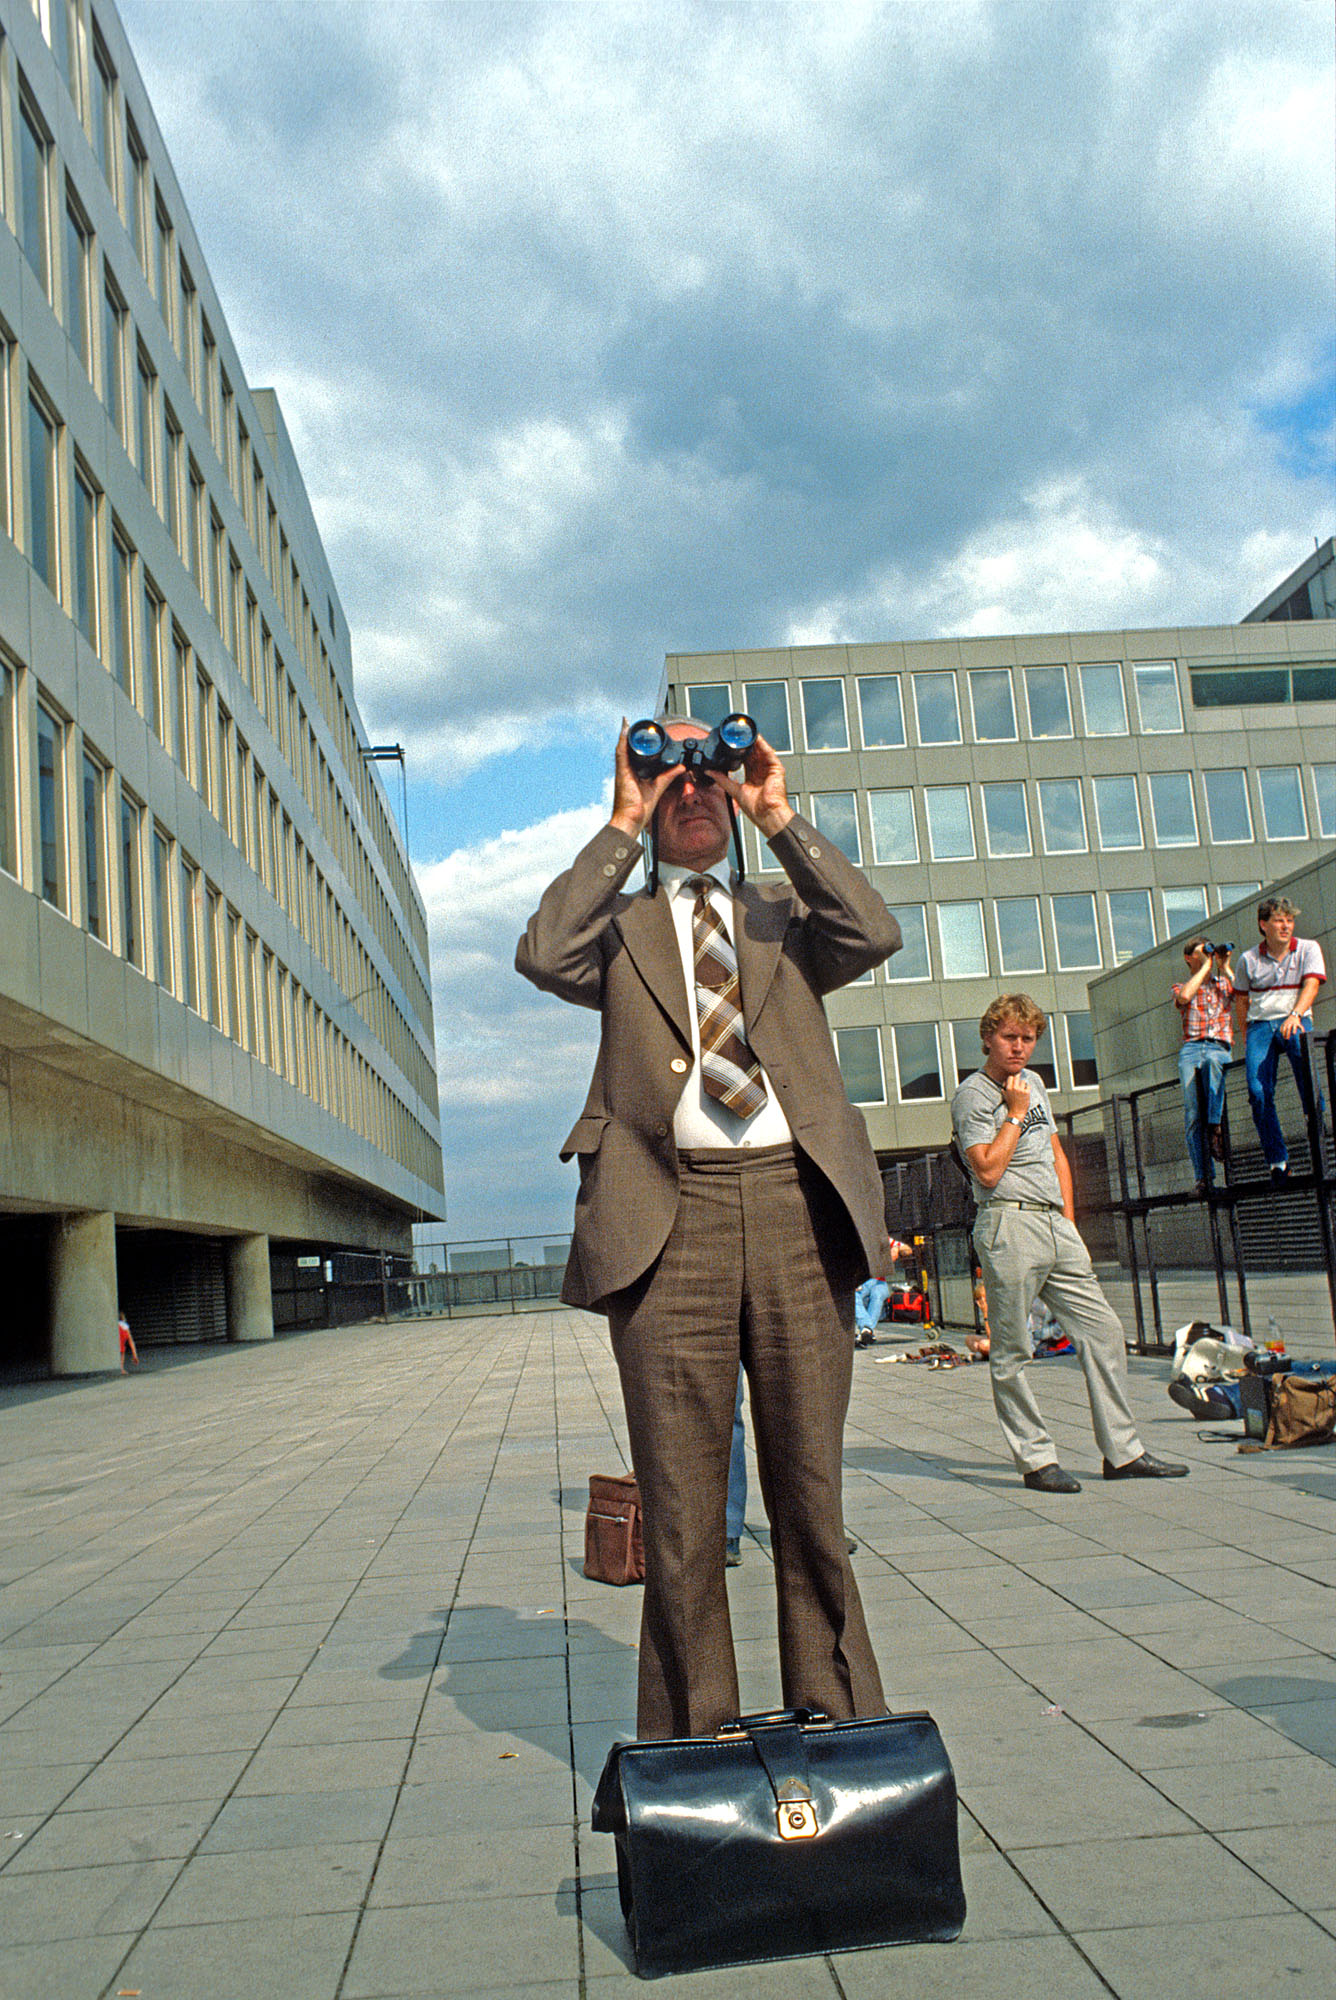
[1208,1125,1224,1161]
[725,1538,742,1567]
[1270,1162,1291,1185]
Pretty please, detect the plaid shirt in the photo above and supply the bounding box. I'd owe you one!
[1173,971,1234,1045]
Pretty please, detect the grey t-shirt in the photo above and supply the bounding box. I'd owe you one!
[951,1067,1063,1208]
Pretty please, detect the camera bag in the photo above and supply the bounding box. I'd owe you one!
[583,1472,645,1585]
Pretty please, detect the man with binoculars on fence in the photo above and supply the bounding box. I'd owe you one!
[517,713,902,1739]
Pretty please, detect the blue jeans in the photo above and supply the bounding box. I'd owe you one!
[726,1367,746,1541]
[854,1278,889,1334]
[1178,1038,1230,1183]
[1244,1018,1324,1169]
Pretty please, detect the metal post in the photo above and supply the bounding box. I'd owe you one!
[1198,1064,1232,1325]
[1110,1095,1151,1354]
[1126,1091,1165,1350]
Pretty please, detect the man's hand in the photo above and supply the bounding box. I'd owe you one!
[1002,1075,1031,1122]
[608,721,685,838]
[716,734,794,840]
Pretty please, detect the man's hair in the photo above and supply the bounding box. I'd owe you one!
[979,993,1048,1043]
[1183,939,1209,959]
[1257,896,1300,926]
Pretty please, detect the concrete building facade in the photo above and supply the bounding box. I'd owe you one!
[0,0,445,1372]
[662,550,1334,1162]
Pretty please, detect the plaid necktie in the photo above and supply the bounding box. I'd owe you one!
[687,875,767,1120]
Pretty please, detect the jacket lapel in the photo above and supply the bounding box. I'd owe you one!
[617,890,693,1049]
[733,880,791,1025]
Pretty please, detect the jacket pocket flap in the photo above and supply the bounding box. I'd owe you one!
[560,1115,608,1162]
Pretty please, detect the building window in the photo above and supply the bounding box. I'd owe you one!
[154,197,173,316]
[948,1020,980,1086]
[1066,1012,1098,1089]
[1314,764,1336,839]
[1257,765,1307,841]
[63,197,92,373]
[1078,662,1128,736]
[162,406,182,547]
[194,672,211,799]
[152,826,172,987]
[1030,1023,1058,1090]
[1036,777,1087,854]
[1024,665,1072,738]
[885,904,931,981]
[1092,774,1143,850]
[203,884,221,1027]
[800,678,849,751]
[27,392,60,597]
[809,791,860,862]
[892,1022,942,1102]
[177,259,198,385]
[179,854,200,1011]
[911,672,960,745]
[836,1026,885,1104]
[171,630,189,768]
[855,674,905,748]
[1107,889,1155,964]
[684,682,731,726]
[1133,660,1183,732]
[1217,882,1259,909]
[89,38,116,186]
[868,789,918,865]
[18,95,51,292]
[101,281,126,437]
[1147,771,1198,847]
[0,659,16,879]
[924,785,974,860]
[82,751,107,940]
[119,790,143,968]
[225,908,242,1042]
[37,704,66,908]
[124,117,148,266]
[1162,885,1208,937]
[741,679,791,753]
[937,901,988,979]
[1190,661,1336,707]
[994,897,1044,974]
[1202,768,1253,845]
[140,576,163,739]
[1051,893,1100,970]
[72,465,100,648]
[109,533,133,696]
[966,667,1016,741]
[134,349,156,492]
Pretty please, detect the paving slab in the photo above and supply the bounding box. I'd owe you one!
[1,1308,1334,1999]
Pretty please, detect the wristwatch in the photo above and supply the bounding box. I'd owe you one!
[1005,1115,1023,1127]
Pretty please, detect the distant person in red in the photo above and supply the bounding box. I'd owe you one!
[118,1311,139,1372]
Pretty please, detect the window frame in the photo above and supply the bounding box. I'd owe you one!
[966,666,1017,742]
[1036,776,1088,855]
[1023,664,1073,740]
[799,677,851,753]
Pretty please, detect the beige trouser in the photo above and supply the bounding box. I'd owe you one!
[974,1204,1142,1474]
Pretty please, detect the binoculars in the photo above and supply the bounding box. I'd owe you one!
[626,713,758,784]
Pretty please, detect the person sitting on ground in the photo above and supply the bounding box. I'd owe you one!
[854,1235,912,1346]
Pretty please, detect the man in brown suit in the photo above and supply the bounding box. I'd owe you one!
[516,718,901,1738]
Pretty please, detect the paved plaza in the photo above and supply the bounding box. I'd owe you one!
[2,1306,1335,2000]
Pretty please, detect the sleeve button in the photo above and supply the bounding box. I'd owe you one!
[602,863,618,877]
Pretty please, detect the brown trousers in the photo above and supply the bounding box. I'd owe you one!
[607,1145,886,1739]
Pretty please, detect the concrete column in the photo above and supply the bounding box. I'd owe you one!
[226,1233,274,1343]
[50,1211,119,1376]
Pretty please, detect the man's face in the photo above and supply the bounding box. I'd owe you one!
[655,723,732,869]
[1185,942,1208,971]
[982,1017,1039,1075]
[1260,909,1295,956]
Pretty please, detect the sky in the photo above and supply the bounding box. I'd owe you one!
[115,0,1335,1244]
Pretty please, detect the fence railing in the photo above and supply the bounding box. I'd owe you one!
[882,1031,1335,1355]
[404,1235,573,1317]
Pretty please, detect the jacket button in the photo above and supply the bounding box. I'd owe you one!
[656,1122,669,1137]
[670,1057,687,1073]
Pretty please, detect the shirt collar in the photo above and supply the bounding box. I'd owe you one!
[659,859,734,900]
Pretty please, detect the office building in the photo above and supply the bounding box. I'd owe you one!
[0,0,445,1373]
[662,544,1334,1160]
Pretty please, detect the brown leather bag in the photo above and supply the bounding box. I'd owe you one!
[1267,1374,1336,1448]
[584,1472,645,1584]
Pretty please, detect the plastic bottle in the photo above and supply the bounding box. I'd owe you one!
[1266,1313,1286,1355]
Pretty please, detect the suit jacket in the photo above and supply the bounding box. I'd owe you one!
[515,814,901,1312]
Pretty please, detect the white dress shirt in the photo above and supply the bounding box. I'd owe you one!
[658,859,795,1152]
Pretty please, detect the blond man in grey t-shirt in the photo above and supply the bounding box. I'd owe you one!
[951,995,1187,1495]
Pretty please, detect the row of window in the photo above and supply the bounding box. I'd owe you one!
[834,1014,1097,1109]
[756,764,1336,873]
[0,658,438,1160]
[835,885,1261,988]
[6,21,422,961]
[6,345,433,1047]
[683,654,1333,755]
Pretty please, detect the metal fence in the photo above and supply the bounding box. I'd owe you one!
[882,1032,1336,1355]
[404,1235,573,1317]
